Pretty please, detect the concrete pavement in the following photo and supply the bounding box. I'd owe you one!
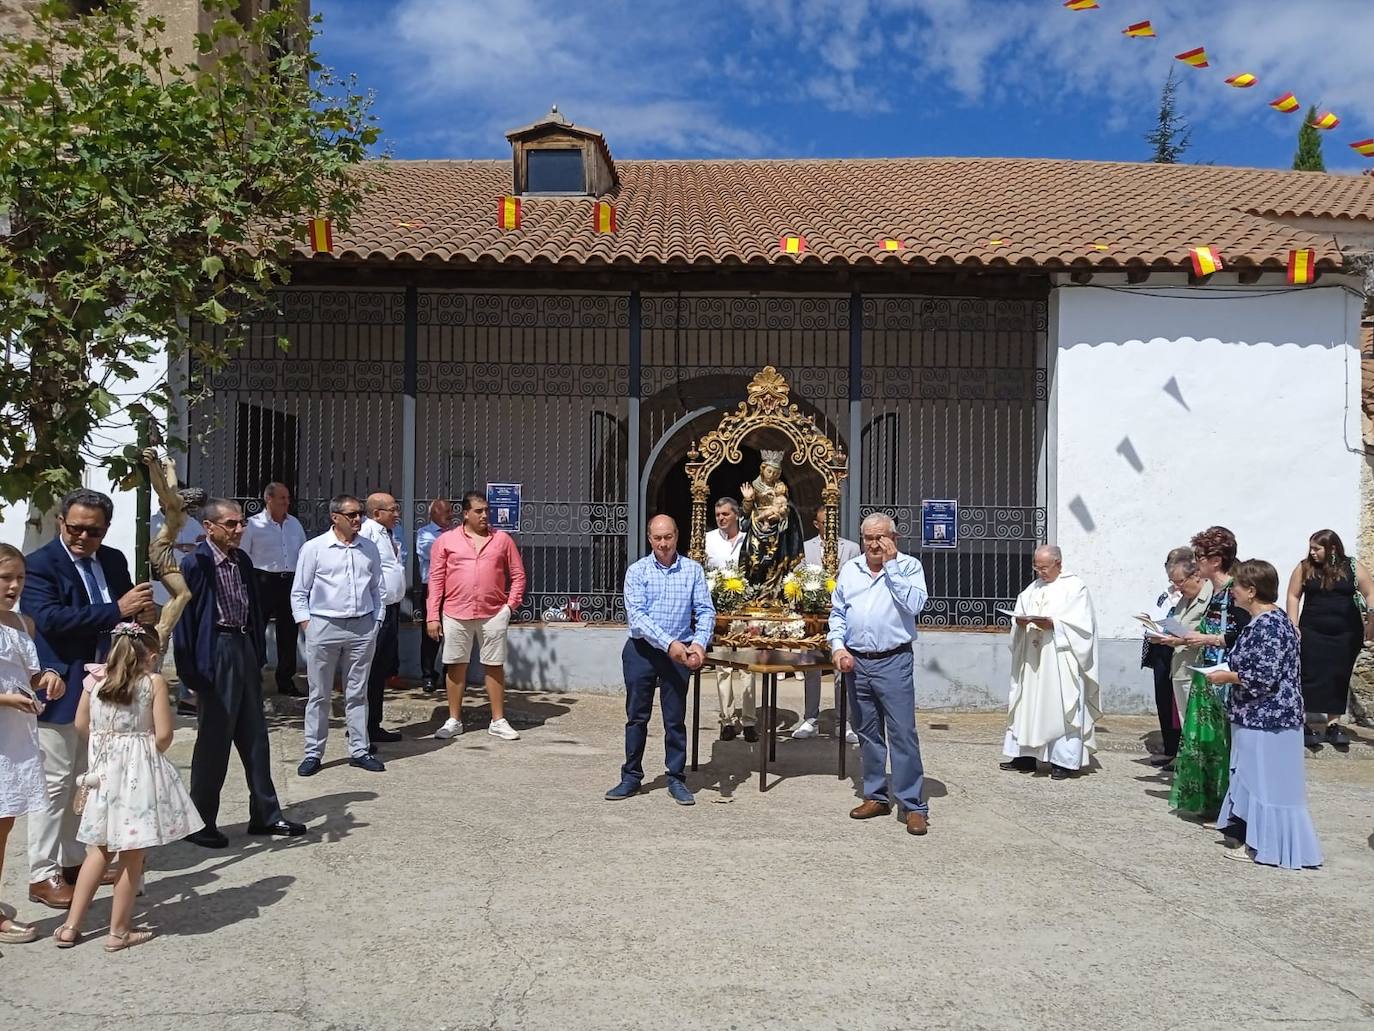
[3,679,1373,1031]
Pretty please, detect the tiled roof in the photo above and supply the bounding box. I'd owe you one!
[317,157,1374,273]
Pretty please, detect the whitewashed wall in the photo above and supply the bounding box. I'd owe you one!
[1051,279,1365,642]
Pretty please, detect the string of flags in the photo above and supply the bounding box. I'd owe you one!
[307,218,333,255]
[1063,1,1371,157]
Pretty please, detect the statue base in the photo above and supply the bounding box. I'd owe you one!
[712,611,828,651]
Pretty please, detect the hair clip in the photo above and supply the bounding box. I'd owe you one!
[111,622,145,639]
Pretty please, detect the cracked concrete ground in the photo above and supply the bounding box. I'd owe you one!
[3,678,1373,1031]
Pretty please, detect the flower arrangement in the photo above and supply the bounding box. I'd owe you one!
[706,564,755,613]
[781,563,837,615]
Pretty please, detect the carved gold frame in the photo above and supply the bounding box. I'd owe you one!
[686,366,849,577]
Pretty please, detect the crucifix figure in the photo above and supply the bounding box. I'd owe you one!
[141,434,205,653]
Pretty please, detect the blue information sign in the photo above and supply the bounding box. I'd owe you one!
[486,482,522,533]
[921,500,958,550]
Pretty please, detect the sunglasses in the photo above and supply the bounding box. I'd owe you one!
[63,522,108,539]
[211,519,246,530]
[335,510,363,520]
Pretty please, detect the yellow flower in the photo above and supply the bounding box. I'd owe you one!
[724,577,745,593]
[824,578,837,593]
[783,580,802,600]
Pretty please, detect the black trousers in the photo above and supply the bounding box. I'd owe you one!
[256,570,299,691]
[1144,641,1179,756]
[189,633,284,830]
[418,584,442,681]
[367,602,401,732]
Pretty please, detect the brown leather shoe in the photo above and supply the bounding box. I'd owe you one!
[906,811,929,836]
[62,864,118,887]
[849,799,891,820]
[28,875,73,909]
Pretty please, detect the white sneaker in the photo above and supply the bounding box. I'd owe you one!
[792,718,819,739]
[488,718,520,741]
[435,717,464,740]
[845,727,859,744]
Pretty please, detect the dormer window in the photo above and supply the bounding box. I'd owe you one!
[506,105,618,198]
[526,148,586,194]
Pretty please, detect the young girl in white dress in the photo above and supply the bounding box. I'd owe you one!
[0,544,65,952]
[53,623,203,952]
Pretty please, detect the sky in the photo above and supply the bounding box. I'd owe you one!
[314,0,1374,172]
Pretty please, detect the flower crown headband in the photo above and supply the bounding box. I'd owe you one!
[111,622,146,640]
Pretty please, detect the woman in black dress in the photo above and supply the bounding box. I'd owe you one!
[1285,529,1374,747]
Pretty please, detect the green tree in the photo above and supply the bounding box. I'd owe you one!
[1293,105,1326,171]
[0,0,380,531]
[1144,67,1192,164]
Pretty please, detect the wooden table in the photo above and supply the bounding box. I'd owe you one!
[690,648,841,791]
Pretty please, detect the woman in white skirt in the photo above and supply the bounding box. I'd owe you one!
[1204,559,1322,869]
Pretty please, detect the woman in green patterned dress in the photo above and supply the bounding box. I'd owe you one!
[1171,526,1250,818]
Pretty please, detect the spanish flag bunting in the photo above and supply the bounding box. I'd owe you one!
[497,195,521,230]
[779,234,806,255]
[1310,111,1340,130]
[592,201,616,234]
[1287,249,1315,285]
[878,237,903,252]
[1122,20,1155,37]
[1175,47,1209,68]
[1225,72,1257,88]
[1063,0,1098,9]
[307,217,333,254]
[1189,246,1223,277]
[1350,139,1374,157]
[1269,92,1300,113]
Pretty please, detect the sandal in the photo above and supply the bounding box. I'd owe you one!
[0,918,39,944]
[104,929,155,953]
[52,926,81,949]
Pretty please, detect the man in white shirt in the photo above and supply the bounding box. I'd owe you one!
[291,494,386,775]
[797,503,862,741]
[241,482,307,696]
[703,496,755,742]
[359,492,407,743]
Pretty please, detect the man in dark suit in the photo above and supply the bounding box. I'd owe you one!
[23,488,154,908]
[173,497,305,848]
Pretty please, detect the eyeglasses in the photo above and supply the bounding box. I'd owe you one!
[335,510,363,520]
[62,522,108,539]
[212,519,246,530]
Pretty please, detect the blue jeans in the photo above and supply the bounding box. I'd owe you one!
[620,638,689,785]
[846,649,927,814]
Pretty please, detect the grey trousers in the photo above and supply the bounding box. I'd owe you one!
[29,721,86,881]
[304,614,377,761]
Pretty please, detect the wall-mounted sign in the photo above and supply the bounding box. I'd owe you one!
[921,499,958,550]
[486,482,522,533]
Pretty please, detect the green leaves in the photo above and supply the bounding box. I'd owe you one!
[0,0,379,515]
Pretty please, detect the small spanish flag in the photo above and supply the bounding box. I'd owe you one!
[878,238,903,252]
[1310,111,1340,130]
[1225,73,1257,88]
[1189,246,1223,278]
[1175,47,1209,68]
[1122,20,1154,37]
[1269,92,1300,113]
[1287,249,1315,285]
[592,201,616,234]
[1063,0,1098,9]
[308,218,333,254]
[497,196,521,230]
[1350,139,1374,157]
[779,234,806,255]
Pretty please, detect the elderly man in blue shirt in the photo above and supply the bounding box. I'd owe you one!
[606,514,715,806]
[829,512,931,836]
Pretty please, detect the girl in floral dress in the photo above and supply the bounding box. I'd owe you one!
[1171,526,1250,818]
[0,544,65,952]
[53,623,202,952]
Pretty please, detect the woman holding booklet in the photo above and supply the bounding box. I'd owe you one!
[1139,552,1212,770]
[1170,526,1249,818]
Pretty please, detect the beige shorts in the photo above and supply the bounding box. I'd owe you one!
[441,607,512,665]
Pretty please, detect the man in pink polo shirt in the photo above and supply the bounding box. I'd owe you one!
[427,491,527,741]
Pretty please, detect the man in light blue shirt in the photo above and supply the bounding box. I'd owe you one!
[606,514,715,806]
[414,498,454,692]
[828,512,931,836]
[291,494,386,776]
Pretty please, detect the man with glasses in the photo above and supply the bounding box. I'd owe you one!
[358,492,406,744]
[174,498,305,847]
[829,513,932,836]
[241,482,307,697]
[291,494,386,774]
[23,487,153,906]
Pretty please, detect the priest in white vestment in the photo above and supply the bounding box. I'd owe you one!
[1001,546,1101,780]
